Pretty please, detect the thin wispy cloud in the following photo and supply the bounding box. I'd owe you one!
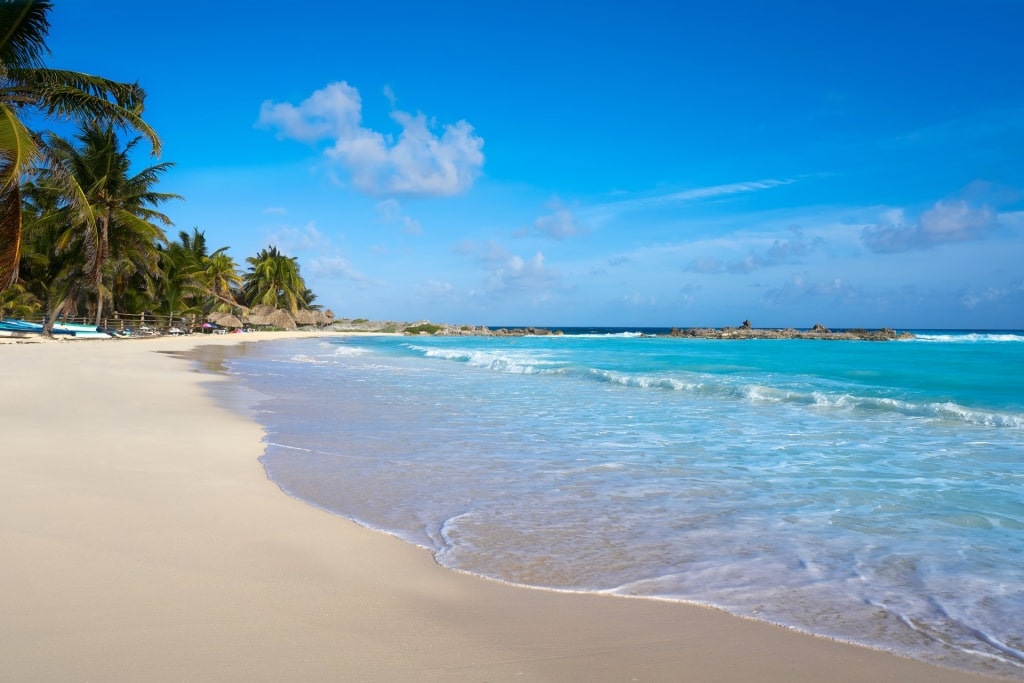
[585,178,797,221]
[266,221,327,252]
[258,81,484,197]
[376,199,423,234]
[308,255,379,287]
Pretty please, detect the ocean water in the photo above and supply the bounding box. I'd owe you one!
[215,330,1024,678]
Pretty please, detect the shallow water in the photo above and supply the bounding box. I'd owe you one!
[215,331,1024,679]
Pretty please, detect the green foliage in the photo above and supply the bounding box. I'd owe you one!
[242,245,308,313]
[0,0,162,291]
[1,2,324,323]
[0,281,41,318]
[404,323,442,335]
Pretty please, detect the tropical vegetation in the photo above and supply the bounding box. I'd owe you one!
[0,0,325,331]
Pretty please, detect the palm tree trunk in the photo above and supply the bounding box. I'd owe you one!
[94,212,110,326]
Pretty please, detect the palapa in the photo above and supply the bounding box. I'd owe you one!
[266,308,297,329]
[217,314,244,328]
[293,309,317,326]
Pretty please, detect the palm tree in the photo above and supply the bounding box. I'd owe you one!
[30,123,178,325]
[154,234,206,327]
[0,0,160,290]
[243,245,308,313]
[204,247,243,311]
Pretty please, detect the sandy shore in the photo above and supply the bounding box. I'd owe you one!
[0,333,1003,682]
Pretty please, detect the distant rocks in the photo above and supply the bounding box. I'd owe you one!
[668,323,913,341]
[327,319,913,341]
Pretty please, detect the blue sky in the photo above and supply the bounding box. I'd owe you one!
[44,1,1024,328]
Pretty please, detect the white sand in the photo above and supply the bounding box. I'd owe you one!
[0,333,1003,681]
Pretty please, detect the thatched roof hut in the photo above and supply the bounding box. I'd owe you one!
[206,311,226,324]
[217,314,244,328]
[313,310,331,326]
[293,309,317,326]
[266,308,297,329]
[251,304,277,317]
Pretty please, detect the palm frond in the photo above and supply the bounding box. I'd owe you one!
[0,0,52,71]
[0,182,22,287]
[10,68,161,155]
[0,103,38,189]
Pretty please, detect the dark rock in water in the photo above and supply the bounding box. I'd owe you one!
[668,324,913,341]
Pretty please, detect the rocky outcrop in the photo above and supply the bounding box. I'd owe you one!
[668,324,913,341]
[327,319,913,340]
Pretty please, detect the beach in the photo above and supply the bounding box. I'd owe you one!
[0,333,1005,682]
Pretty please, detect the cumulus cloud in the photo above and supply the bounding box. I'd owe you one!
[487,251,560,293]
[258,81,484,197]
[685,228,822,274]
[862,200,997,253]
[456,241,560,295]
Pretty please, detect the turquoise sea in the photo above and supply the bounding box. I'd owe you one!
[215,330,1024,678]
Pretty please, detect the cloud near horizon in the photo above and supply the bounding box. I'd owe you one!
[685,229,823,274]
[862,199,997,253]
[258,82,484,197]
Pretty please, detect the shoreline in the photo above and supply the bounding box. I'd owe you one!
[0,333,1004,681]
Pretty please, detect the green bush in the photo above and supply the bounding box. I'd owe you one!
[404,323,442,335]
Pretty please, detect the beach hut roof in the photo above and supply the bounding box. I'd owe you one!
[218,314,244,328]
[266,308,297,329]
[251,304,277,317]
[293,309,317,326]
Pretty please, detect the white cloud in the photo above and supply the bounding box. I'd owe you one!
[308,255,377,287]
[862,199,997,253]
[684,228,823,274]
[258,81,484,197]
[416,280,455,298]
[586,178,796,221]
[535,207,584,240]
[961,279,1024,309]
[375,199,423,234]
[762,273,860,306]
[458,243,560,296]
[266,221,326,251]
